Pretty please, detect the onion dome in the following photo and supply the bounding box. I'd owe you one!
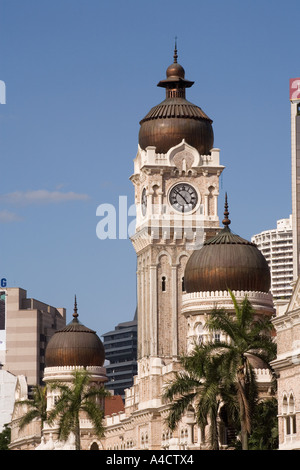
[138,43,214,155]
[184,195,271,294]
[45,297,105,368]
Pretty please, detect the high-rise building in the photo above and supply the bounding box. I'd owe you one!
[1,287,66,387]
[251,216,293,300]
[290,78,300,280]
[270,80,300,450]
[102,312,137,399]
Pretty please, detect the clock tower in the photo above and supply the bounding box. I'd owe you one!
[130,46,224,361]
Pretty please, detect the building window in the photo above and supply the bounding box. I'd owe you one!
[162,276,166,292]
[282,395,288,414]
[182,277,185,292]
[285,415,296,435]
[214,332,221,343]
[283,393,297,436]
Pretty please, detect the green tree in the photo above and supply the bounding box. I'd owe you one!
[204,290,277,450]
[16,385,47,432]
[0,424,11,450]
[248,398,278,450]
[47,369,109,450]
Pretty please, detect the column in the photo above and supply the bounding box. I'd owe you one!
[149,265,158,356]
[172,265,178,356]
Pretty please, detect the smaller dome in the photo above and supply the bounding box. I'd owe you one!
[184,195,271,294]
[45,298,105,368]
[166,61,185,79]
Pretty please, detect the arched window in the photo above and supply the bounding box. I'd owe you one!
[162,276,166,292]
[284,393,297,436]
[207,186,215,216]
[90,442,99,450]
[282,395,288,414]
[182,276,185,292]
[196,322,204,345]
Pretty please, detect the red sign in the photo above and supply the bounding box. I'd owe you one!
[290,78,300,100]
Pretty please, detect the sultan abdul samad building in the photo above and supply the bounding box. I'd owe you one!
[9,47,275,450]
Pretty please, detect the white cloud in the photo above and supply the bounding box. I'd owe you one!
[0,190,90,206]
[0,210,22,223]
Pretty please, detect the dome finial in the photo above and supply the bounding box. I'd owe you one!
[222,192,231,227]
[73,295,78,319]
[174,36,178,63]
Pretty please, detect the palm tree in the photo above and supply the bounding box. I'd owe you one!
[47,369,110,450]
[16,385,47,432]
[163,345,231,450]
[204,290,277,450]
[163,291,276,450]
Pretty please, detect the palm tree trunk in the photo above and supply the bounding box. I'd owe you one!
[240,420,248,450]
[210,410,219,450]
[237,369,249,450]
[74,417,81,450]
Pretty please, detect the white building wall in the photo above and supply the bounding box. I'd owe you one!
[0,368,17,431]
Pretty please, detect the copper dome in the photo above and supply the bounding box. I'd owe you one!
[138,46,214,155]
[45,298,105,368]
[184,196,271,294]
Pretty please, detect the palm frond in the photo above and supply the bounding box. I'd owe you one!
[165,391,197,431]
[163,372,201,402]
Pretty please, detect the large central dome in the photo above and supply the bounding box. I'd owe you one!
[138,46,214,155]
[184,197,271,294]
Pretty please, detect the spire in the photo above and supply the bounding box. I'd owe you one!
[157,41,194,98]
[174,37,178,63]
[73,295,78,319]
[222,193,231,228]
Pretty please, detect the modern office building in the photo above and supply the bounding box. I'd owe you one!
[1,287,66,388]
[290,78,300,280]
[271,80,300,450]
[251,216,294,300]
[102,311,137,399]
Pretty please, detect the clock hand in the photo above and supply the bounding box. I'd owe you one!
[174,188,189,205]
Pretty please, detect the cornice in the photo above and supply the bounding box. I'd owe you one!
[272,308,300,331]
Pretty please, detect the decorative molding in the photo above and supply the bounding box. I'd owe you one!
[182,290,274,316]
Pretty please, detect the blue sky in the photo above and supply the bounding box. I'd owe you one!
[0,0,299,338]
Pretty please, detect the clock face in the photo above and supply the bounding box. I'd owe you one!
[141,188,147,216]
[169,183,198,213]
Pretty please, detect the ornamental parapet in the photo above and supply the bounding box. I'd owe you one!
[43,365,107,382]
[182,290,274,316]
[44,365,105,372]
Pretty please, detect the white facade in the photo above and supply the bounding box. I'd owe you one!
[0,368,17,431]
[271,276,300,450]
[251,216,293,300]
